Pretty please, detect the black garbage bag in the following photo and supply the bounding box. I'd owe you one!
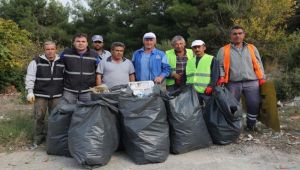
[47,98,75,157]
[204,86,243,145]
[68,99,119,167]
[164,85,212,154]
[118,87,170,164]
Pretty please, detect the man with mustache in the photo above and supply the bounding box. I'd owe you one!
[186,40,219,105]
[91,34,111,60]
[165,35,193,91]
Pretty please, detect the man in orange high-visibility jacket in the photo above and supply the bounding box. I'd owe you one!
[216,25,266,132]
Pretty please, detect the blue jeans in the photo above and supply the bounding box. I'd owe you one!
[226,80,260,127]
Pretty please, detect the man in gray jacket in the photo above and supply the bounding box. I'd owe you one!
[217,25,266,132]
[25,41,64,148]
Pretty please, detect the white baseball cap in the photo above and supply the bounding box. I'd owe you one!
[191,40,205,47]
[143,32,156,39]
[92,35,103,42]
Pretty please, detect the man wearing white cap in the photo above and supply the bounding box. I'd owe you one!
[132,32,170,86]
[92,34,111,60]
[186,40,219,105]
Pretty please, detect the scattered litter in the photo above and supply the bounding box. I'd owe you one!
[253,139,261,144]
[289,115,300,120]
[8,163,16,166]
[243,134,254,141]
[43,157,49,162]
[277,101,283,107]
[287,140,300,145]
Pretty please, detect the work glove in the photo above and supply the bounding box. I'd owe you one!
[259,79,266,86]
[27,93,35,104]
[217,77,225,86]
[205,86,213,95]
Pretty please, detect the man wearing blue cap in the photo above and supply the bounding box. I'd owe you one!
[132,32,170,87]
[92,35,111,60]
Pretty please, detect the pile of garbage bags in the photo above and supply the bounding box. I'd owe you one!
[47,84,242,168]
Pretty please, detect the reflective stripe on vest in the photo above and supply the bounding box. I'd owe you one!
[165,49,193,86]
[223,44,263,83]
[186,54,213,93]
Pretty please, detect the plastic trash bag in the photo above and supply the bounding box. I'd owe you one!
[47,98,75,157]
[164,85,212,154]
[68,99,119,167]
[118,86,170,164]
[204,86,243,145]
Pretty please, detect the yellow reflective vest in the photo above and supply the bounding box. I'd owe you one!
[186,54,213,93]
[165,49,193,86]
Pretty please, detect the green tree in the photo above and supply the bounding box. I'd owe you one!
[167,0,250,53]
[108,0,176,51]
[0,0,71,45]
[0,18,38,91]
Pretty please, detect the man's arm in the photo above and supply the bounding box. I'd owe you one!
[129,74,135,82]
[208,58,220,87]
[25,60,37,94]
[96,61,104,85]
[159,53,171,78]
[96,74,102,85]
[129,61,136,82]
[216,47,225,77]
[253,46,265,79]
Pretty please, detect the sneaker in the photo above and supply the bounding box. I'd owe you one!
[28,143,38,150]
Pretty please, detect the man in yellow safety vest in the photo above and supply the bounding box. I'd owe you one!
[165,35,193,91]
[186,40,219,105]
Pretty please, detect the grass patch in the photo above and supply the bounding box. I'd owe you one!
[0,112,33,152]
[279,106,300,131]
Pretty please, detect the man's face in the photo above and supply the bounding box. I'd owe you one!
[173,39,186,52]
[230,28,245,44]
[44,44,57,61]
[192,45,206,56]
[111,46,124,60]
[143,38,156,50]
[93,41,104,51]
[73,37,88,52]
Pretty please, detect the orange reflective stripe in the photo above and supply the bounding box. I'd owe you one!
[223,44,263,82]
[247,44,264,79]
[223,44,231,83]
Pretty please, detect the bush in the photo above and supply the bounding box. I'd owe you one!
[274,68,300,100]
[0,18,39,93]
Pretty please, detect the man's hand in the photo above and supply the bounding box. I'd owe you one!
[27,93,35,104]
[205,86,213,95]
[154,76,164,84]
[217,76,225,86]
[259,79,266,86]
[172,72,181,80]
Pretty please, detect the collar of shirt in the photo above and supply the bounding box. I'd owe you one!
[106,56,126,62]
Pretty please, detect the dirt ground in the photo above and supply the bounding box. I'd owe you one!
[0,93,299,169]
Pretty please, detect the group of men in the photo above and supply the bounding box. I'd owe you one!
[25,25,265,148]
